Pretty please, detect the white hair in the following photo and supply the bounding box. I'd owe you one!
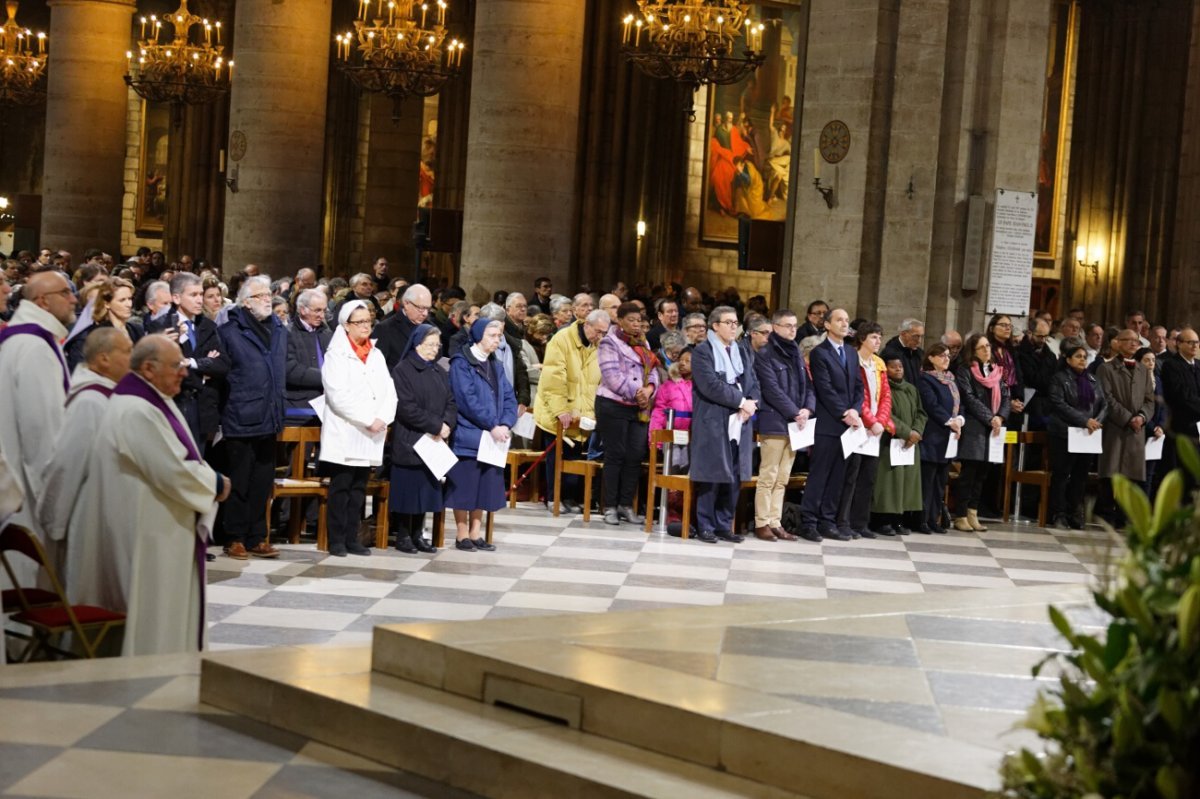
[585,309,610,327]
[401,283,431,303]
[146,280,171,302]
[479,302,506,322]
[504,292,526,310]
[296,288,325,311]
[899,318,924,333]
[237,275,271,304]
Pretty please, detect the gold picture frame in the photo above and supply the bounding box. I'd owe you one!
[1035,0,1078,260]
[135,100,170,235]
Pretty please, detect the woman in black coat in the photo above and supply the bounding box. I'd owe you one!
[917,343,963,534]
[1045,343,1107,529]
[952,332,1010,532]
[390,323,457,553]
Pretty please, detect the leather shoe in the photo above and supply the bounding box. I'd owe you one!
[693,529,719,543]
[912,523,933,535]
[247,542,279,559]
[223,542,249,560]
[796,526,823,543]
[561,499,583,514]
[823,527,852,542]
[205,552,216,562]
[894,524,911,535]
[753,525,777,542]
[395,537,418,554]
[471,538,497,551]
[346,542,371,556]
[412,536,437,554]
[931,523,947,534]
[455,538,476,551]
[771,526,798,541]
[874,525,896,536]
[327,546,348,557]
[617,506,645,524]
[603,509,620,525]
[715,529,744,543]
[856,528,878,539]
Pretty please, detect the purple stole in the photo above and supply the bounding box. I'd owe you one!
[0,323,70,393]
[113,373,208,650]
[65,384,114,407]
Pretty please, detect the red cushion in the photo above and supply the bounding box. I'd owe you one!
[1,588,59,612]
[13,605,126,628]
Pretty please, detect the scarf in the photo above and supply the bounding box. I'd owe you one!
[617,325,659,423]
[929,368,960,416]
[348,329,372,364]
[992,341,1018,389]
[0,323,71,392]
[970,361,1003,414]
[706,329,743,384]
[1073,369,1095,410]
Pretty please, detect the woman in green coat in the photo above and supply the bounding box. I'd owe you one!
[871,357,928,534]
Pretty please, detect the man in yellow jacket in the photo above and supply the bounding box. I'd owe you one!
[534,309,610,512]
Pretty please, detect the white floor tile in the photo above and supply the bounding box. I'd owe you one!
[221,606,359,631]
[824,576,926,594]
[727,558,827,577]
[494,592,613,613]
[492,532,558,546]
[628,562,729,582]
[639,541,736,559]
[434,549,541,567]
[908,551,1000,568]
[990,548,1085,564]
[273,577,398,598]
[540,545,640,563]
[520,566,628,586]
[823,555,917,572]
[614,585,725,605]
[366,598,492,620]
[724,580,828,599]
[1002,569,1095,584]
[204,585,271,606]
[403,571,519,592]
[917,572,1015,588]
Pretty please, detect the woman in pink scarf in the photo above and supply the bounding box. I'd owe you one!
[952,332,1010,532]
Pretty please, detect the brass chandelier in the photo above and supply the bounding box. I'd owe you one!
[124,0,231,119]
[621,0,765,120]
[334,0,465,121]
[0,1,47,107]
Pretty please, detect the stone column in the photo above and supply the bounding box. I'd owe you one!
[458,0,586,299]
[361,95,423,279]
[222,0,330,274]
[41,0,135,256]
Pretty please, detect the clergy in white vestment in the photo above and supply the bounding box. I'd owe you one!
[39,328,133,588]
[0,272,76,592]
[72,336,230,656]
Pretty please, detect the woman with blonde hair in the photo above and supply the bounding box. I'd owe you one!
[64,277,142,371]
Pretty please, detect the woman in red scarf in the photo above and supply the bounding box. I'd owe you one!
[952,332,1010,532]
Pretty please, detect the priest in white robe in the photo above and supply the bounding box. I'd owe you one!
[72,335,230,656]
[39,328,133,588]
[0,272,76,591]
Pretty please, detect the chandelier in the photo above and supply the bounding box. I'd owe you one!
[334,0,465,121]
[0,1,47,107]
[124,0,231,118]
[621,0,765,120]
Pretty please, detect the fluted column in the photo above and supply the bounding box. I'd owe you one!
[221,0,330,274]
[458,0,586,296]
[41,0,135,255]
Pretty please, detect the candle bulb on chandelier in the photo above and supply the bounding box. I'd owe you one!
[140,16,146,39]
[421,4,427,28]
[215,21,221,44]
[439,0,446,26]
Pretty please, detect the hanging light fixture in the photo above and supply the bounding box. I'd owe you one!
[334,0,466,122]
[124,0,231,123]
[621,0,765,121]
[0,1,47,107]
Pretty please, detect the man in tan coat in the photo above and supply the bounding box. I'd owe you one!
[1096,329,1155,519]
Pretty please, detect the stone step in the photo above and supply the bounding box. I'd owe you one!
[200,645,806,799]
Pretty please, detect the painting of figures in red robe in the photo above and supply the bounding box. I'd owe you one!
[700,5,803,247]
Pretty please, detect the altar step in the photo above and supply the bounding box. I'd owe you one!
[200,645,806,799]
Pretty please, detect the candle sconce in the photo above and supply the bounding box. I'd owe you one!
[1075,243,1102,283]
[813,176,835,209]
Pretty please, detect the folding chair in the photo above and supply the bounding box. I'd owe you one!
[645,429,693,538]
[0,524,125,661]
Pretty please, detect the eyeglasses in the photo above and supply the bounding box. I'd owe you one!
[1179,338,1200,345]
[346,318,372,327]
[407,302,431,312]
[751,328,770,336]
[715,319,738,327]
[151,359,189,371]
[247,292,271,301]
[993,322,1012,329]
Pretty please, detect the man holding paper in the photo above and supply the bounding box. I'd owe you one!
[1046,343,1108,529]
[752,309,816,542]
[798,308,864,541]
[1095,330,1155,522]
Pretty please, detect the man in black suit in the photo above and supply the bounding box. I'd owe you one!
[1162,327,1200,447]
[798,308,864,541]
[285,288,333,424]
[145,272,229,447]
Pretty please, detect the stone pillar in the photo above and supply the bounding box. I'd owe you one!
[41,0,135,256]
[222,0,330,274]
[458,0,586,299]
[361,95,423,280]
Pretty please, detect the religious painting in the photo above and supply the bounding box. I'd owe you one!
[1034,0,1078,260]
[700,5,803,247]
[419,96,439,208]
[135,100,170,235]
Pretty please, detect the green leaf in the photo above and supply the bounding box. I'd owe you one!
[1178,436,1200,482]
[1048,605,1076,645]
[1151,470,1185,539]
[1178,584,1200,651]
[1158,688,1184,732]
[1103,623,1131,670]
[1113,474,1152,540]
[1157,765,1184,799]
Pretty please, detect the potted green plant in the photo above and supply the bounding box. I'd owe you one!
[999,437,1200,799]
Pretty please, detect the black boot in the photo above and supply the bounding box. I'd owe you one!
[410,513,436,553]
[394,513,418,554]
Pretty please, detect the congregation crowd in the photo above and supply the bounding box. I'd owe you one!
[3,244,1200,658]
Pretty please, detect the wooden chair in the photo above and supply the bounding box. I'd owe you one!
[552,421,602,522]
[644,429,693,538]
[506,449,544,508]
[364,476,390,549]
[267,426,328,546]
[1003,430,1050,527]
[431,509,495,548]
[0,525,125,661]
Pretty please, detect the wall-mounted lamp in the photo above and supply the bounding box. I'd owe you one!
[906,175,915,200]
[0,197,8,210]
[225,163,239,194]
[812,150,835,209]
[636,219,646,241]
[1075,243,1102,283]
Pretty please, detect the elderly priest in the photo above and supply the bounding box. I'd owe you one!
[73,335,230,656]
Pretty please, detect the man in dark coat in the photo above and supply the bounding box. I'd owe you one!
[1162,327,1200,444]
[285,288,333,424]
[798,308,864,541]
[797,299,828,340]
[217,276,287,560]
[375,283,432,369]
[144,272,228,447]
[690,305,761,543]
[880,319,924,388]
[1016,318,1057,428]
[753,309,816,542]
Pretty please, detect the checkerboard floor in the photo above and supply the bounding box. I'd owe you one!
[204,503,1123,650]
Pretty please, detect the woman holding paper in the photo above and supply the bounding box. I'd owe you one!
[446,318,518,551]
[918,343,964,533]
[389,323,457,554]
[836,322,892,539]
[1046,343,1108,529]
[1136,347,1167,496]
[953,333,1010,532]
[319,300,399,557]
[871,355,927,535]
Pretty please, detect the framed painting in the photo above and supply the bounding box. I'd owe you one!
[1034,0,1078,259]
[135,100,170,235]
[700,4,804,247]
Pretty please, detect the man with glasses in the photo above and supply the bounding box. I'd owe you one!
[1017,318,1057,429]
[376,283,433,369]
[0,272,76,570]
[682,312,708,346]
[797,300,829,340]
[1162,327,1200,446]
[690,306,760,543]
[744,314,772,354]
[1096,330,1156,521]
[217,276,286,560]
[882,318,924,387]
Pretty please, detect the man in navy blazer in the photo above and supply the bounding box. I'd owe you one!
[798,308,864,540]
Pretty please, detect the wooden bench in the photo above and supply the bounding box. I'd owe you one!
[1002,430,1050,527]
